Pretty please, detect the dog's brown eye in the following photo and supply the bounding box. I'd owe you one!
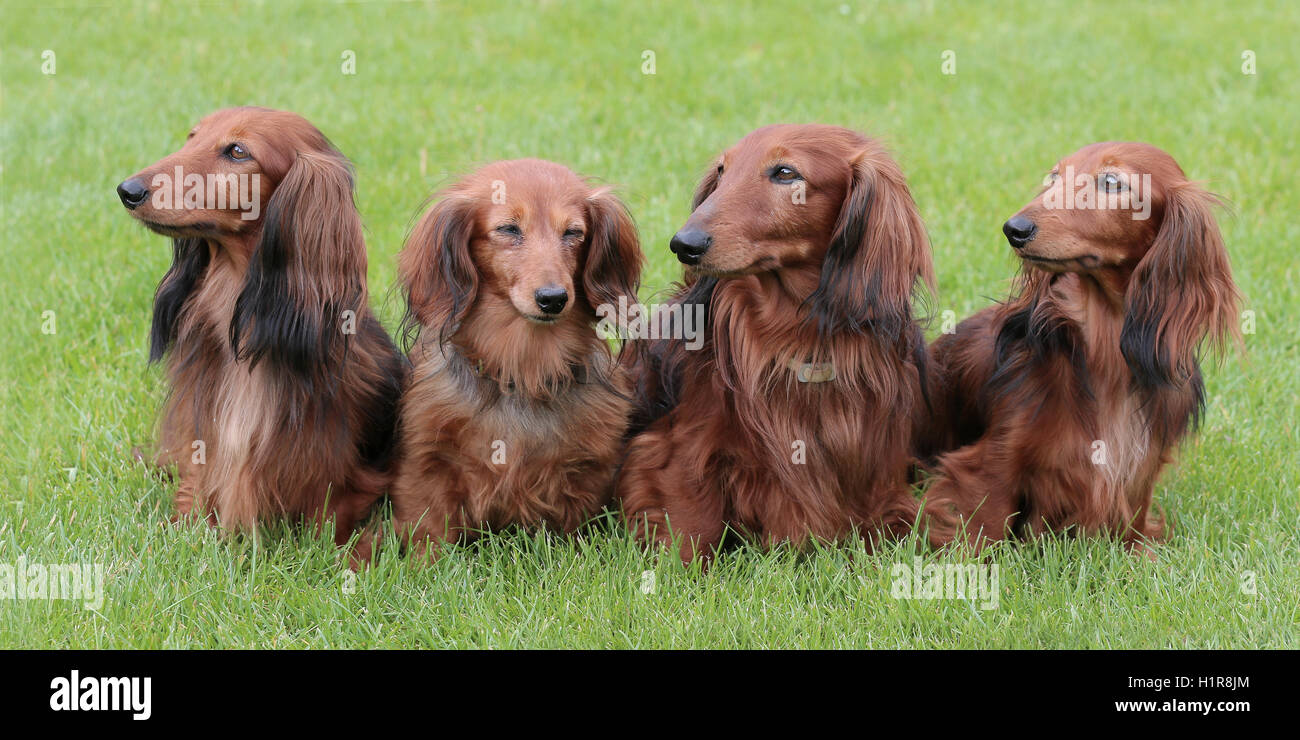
[770,165,801,184]
[496,224,522,238]
[1098,172,1128,192]
[563,227,584,240]
[224,143,251,161]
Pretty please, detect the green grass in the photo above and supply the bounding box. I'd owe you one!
[2,0,1296,648]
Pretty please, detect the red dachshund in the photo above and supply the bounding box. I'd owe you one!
[366,159,643,560]
[117,107,404,544]
[919,142,1240,551]
[619,124,935,563]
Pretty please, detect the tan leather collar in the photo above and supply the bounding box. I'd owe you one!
[786,359,836,383]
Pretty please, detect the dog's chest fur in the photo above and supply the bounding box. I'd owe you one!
[1048,277,1154,497]
[175,260,278,514]
[408,348,629,485]
[1092,391,1152,492]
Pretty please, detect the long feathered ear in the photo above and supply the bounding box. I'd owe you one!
[583,188,643,314]
[230,150,367,374]
[806,146,935,339]
[397,193,478,348]
[149,236,209,363]
[1121,182,1240,388]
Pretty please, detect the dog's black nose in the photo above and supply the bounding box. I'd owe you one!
[669,228,712,265]
[534,286,569,315]
[1003,215,1038,249]
[117,178,150,210]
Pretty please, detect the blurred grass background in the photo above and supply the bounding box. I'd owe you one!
[0,0,1296,647]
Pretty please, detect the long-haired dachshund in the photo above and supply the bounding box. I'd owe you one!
[619,124,935,563]
[366,158,643,560]
[919,142,1239,551]
[117,107,405,544]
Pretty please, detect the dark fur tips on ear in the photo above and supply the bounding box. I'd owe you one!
[397,195,478,350]
[583,191,643,314]
[149,237,209,363]
[354,313,408,471]
[230,151,366,374]
[1121,183,1239,389]
[807,164,873,337]
[805,152,932,341]
[229,215,326,373]
[1119,291,1174,389]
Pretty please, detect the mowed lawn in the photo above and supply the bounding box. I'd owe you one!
[1,0,1296,648]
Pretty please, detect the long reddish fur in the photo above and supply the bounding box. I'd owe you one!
[619,125,935,563]
[121,107,404,544]
[919,142,1240,551]
[364,159,644,561]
